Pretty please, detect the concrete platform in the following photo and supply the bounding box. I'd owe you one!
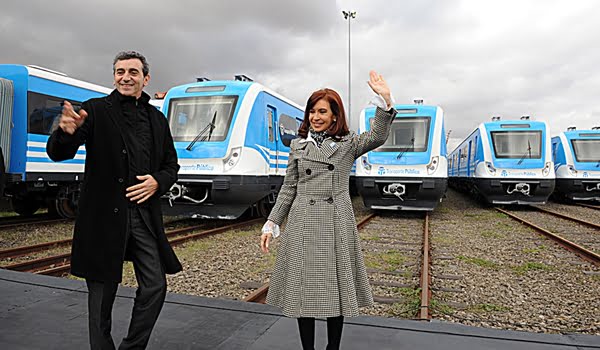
[1,268,598,349]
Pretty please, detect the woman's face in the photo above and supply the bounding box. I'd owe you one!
[309,98,335,132]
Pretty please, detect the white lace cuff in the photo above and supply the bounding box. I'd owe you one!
[369,92,396,110]
[261,220,281,238]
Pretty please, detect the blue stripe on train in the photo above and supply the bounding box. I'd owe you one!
[27,157,85,164]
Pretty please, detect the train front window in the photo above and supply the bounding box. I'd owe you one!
[168,95,238,142]
[491,131,542,159]
[373,117,430,152]
[571,139,600,162]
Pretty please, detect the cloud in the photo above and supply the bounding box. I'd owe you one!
[2,0,599,138]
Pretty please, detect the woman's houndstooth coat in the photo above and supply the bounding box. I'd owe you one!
[266,106,396,318]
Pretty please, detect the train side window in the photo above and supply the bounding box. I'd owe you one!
[28,92,81,135]
[267,108,275,142]
[279,113,299,147]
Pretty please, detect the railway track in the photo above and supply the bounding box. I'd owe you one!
[1,218,263,276]
[576,202,600,211]
[0,216,208,260]
[495,207,600,265]
[0,214,68,229]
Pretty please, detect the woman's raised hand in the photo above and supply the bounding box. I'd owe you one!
[367,70,392,109]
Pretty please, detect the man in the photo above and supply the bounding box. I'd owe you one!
[47,51,182,350]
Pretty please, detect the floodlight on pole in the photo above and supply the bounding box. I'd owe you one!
[342,10,356,124]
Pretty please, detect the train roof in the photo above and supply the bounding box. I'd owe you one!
[554,129,600,139]
[0,64,112,94]
[448,119,549,154]
[362,104,441,116]
[163,80,303,110]
[479,119,547,129]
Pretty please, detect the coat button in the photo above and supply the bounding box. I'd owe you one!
[306,169,312,175]
[326,197,333,204]
[118,178,124,183]
[309,199,315,205]
[114,208,119,213]
[122,149,127,154]
[328,164,335,171]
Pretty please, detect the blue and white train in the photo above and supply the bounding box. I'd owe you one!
[0,64,111,217]
[354,102,448,211]
[551,127,600,202]
[159,76,304,219]
[448,116,555,204]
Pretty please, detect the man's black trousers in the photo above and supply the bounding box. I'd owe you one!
[86,207,167,350]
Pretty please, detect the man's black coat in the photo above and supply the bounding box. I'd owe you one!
[47,90,182,282]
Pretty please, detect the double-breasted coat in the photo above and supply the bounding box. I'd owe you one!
[266,106,396,318]
[47,90,182,283]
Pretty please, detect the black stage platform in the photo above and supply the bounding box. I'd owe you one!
[1,269,598,349]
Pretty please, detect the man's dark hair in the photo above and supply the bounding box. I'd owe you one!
[113,51,150,76]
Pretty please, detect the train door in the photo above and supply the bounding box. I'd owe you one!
[0,78,14,197]
[552,139,559,163]
[467,140,472,177]
[266,105,279,174]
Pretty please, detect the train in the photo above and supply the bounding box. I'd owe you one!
[158,75,304,219]
[354,101,448,211]
[448,116,555,204]
[551,127,600,202]
[0,64,111,217]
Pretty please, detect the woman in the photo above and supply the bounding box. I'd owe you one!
[260,70,396,350]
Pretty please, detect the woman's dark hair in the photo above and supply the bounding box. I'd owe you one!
[298,88,349,139]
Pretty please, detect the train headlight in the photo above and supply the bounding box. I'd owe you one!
[567,165,577,176]
[542,162,551,177]
[485,161,497,176]
[361,156,372,174]
[223,147,242,172]
[427,156,439,175]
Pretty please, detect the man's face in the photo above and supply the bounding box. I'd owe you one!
[113,58,149,98]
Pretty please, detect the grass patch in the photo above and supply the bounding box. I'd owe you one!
[431,299,455,315]
[433,235,454,244]
[362,235,381,241]
[364,254,384,270]
[364,250,405,271]
[463,213,481,218]
[513,262,551,274]
[469,303,510,313]
[457,255,497,268]
[389,287,421,317]
[493,212,507,219]
[481,230,504,239]
[381,250,405,266]
[229,228,258,238]
[436,206,450,213]
[494,222,514,230]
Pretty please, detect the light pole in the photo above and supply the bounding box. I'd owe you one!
[342,10,356,124]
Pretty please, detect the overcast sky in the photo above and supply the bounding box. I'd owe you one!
[2,0,599,151]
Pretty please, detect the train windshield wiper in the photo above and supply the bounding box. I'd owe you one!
[517,140,532,165]
[186,111,217,151]
[397,137,415,160]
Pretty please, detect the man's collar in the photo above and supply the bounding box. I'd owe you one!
[113,90,151,105]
